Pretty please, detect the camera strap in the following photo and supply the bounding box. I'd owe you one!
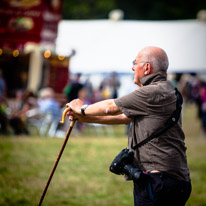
[132,88,183,150]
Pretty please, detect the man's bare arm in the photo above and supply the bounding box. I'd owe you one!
[72,113,131,125]
[67,99,122,116]
[67,98,130,125]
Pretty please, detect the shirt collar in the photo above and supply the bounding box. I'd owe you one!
[140,71,167,86]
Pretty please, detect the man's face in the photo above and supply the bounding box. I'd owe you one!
[132,56,147,87]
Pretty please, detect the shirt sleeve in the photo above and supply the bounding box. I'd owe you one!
[114,88,148,118]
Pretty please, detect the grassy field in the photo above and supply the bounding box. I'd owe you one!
[0,103,206,206]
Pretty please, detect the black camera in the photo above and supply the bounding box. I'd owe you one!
[109,148,141,182]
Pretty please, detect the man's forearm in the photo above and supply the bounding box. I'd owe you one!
[67,98,127,124]
[78,114,131,125]
[84,99,121,116]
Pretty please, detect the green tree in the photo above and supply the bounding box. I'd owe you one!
[116,0,206,20]
[62,0,115,19]
[62,0,206,20]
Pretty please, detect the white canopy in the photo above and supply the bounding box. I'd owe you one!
[56,19,206,74]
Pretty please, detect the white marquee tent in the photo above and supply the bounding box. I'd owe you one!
[56,19,206,74]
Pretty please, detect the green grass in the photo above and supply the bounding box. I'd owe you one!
[0,103,206,205]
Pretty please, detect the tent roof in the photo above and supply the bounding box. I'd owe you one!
[56,19,206,74]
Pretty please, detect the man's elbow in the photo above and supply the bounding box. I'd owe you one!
[105,106,121,115]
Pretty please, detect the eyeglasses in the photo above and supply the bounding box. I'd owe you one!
[132,60,149,66]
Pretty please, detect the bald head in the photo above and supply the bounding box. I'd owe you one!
[138,46,169,72]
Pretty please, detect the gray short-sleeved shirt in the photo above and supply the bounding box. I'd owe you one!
[114,71,190,182]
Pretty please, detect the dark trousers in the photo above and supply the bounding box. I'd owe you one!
[133,172,191,206]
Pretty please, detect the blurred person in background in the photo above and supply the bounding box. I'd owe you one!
[99,72,120,100]
[36,87,62,136]
[99,77,112,99]
[83,78,94,104]
[198,81,206,135]
[0,96,9,134]
[0,68,8,134]
[64,73,84,102]
[38,87,61,121]
[0,68,6,97]
[110,71,121,98]
[9,90,37,135]
[63,73,86,132]
[67,46,191,206]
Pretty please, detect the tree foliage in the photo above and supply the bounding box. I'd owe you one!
[62,0,206,20]
[62,0,115,19]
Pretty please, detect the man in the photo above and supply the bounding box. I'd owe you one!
[67,46,191,206]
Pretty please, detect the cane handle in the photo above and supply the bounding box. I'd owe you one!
[60,106,71,124]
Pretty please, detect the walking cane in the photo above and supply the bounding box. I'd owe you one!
[37,106,76,206]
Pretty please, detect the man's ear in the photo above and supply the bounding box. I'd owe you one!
[144,63,151,75]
